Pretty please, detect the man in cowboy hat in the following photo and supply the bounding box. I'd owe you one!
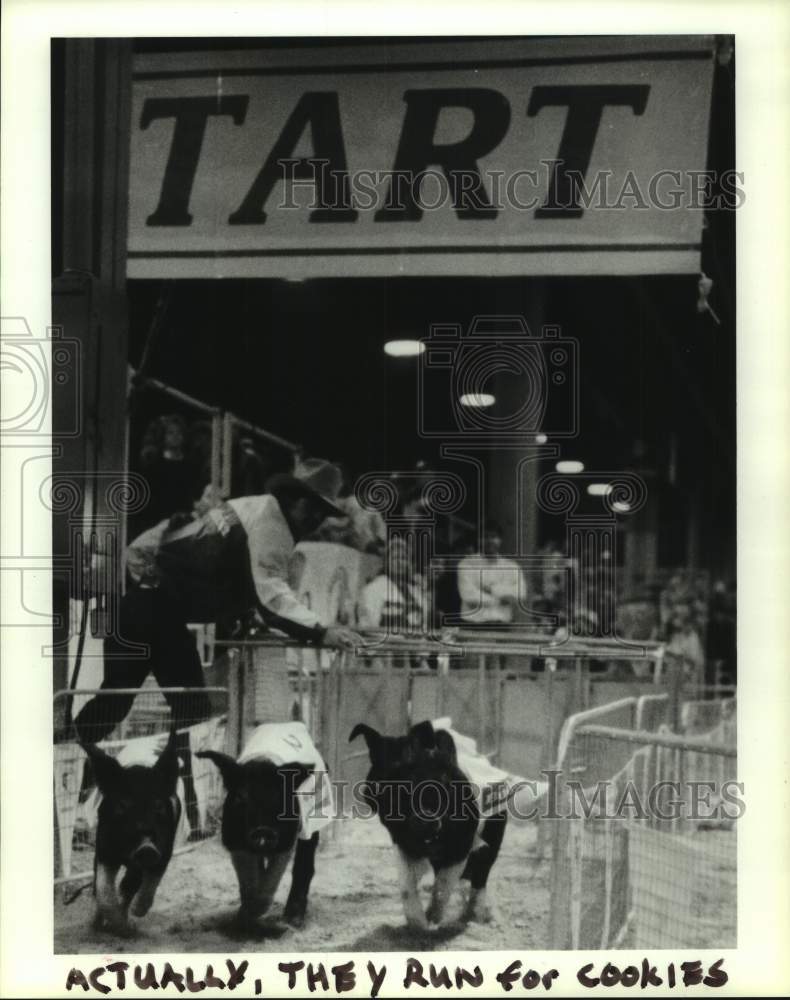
[74,458,362,748]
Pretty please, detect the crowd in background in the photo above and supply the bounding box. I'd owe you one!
[131,412,735,679]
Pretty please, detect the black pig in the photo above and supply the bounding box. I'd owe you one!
[197,744,320,929]
[350,720,506,929]
[82,729,181,935]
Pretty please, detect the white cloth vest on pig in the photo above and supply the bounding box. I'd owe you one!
[238,722,334,840]
[432,717,547,821]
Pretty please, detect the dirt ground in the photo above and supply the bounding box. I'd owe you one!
[55,817,551,954]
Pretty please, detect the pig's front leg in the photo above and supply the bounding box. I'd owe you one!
[256,850,291,915]
[284,833,318,928]
[426,860,465,927]
[395,849,430,930]
[462,812,506,923]
[94,862,133,936]
[130,868,165,917]
[231,850,290,926]
[231,850,266,924]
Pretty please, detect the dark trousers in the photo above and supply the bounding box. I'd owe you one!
[73,586,212,831]
[74,586,211,741]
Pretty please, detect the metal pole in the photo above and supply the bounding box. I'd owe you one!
[478,653,486,751]
[222,411,233,497]
[225,412,301,455]
[210,412,222,494]
[130,374,221,416]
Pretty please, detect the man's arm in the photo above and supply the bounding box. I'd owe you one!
[240,497,361,648]
[457,557,497,614]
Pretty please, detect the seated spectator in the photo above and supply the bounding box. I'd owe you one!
[358,537,428,634]
[456,520,526,626]
[707,578,736,684]
[665,602,705,680]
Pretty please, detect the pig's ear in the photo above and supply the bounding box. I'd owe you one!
[405,720,436,762]
[434,729,458,766]
[349,724,383,765]
[349,723,380,750]
[81,742,124,794]
[196,750,240,788]
[153,728,180,792]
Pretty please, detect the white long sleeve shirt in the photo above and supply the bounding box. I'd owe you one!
[127,494,323,636]
[227,495,322,632]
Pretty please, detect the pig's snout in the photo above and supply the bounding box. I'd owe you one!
[132,836,162,868]
[409,816,442,849]
[248,826,279,852]
[422,819,442,841]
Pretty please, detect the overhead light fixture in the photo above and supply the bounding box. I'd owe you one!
[556,460,584,474]
[535,432,548,445]
[384,340,425,357]
[587,483,611,496]
[612,500,631,513]
[459,393,495,408]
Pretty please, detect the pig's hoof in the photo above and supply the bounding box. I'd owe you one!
[234,908,258,929]
[466,897,494,924]
[94,910,135,938]
[129,895,154,918]
[284,908,306,929]
[235,905,272,932]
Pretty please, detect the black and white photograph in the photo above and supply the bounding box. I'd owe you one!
[1,6,789,997]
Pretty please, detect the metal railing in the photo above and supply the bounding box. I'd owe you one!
[211,630,676,821]
[129,371,301,502]
[549,712,737,950]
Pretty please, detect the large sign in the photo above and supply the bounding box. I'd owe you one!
[128,37,717,279]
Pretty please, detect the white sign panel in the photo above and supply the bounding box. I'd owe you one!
[128,37,716,278]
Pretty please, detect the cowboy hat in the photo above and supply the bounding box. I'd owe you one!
[266,458,345,515]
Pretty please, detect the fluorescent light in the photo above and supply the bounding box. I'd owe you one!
[459,393,495,408]
[587,483,611,496]
[555,460,584,474]
[535,433,548,444]
[612,500,631,513]
[384,340,425,357]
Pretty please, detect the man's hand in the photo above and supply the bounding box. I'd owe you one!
[322,625,364,650]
